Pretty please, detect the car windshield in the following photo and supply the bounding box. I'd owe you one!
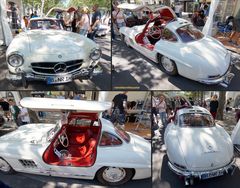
[115,127,131,143]
[179,113,215,127]
[176,25,204,43]
[47,121,61,141]
[29,19,61,30]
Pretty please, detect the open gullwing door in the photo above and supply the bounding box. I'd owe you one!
[20,97,111,112]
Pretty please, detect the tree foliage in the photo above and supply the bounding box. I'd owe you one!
[22,0,64,14]
[67,0,110,8]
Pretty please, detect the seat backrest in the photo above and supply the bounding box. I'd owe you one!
[69,132,86,145]
[83,138,97,158]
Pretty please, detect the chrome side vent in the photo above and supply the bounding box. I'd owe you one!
[19,159,37,168]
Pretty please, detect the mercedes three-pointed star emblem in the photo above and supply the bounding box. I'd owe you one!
[53,62,67,73]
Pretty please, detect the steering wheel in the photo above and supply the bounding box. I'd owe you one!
[58,131,69,147]
[147,25,162,39]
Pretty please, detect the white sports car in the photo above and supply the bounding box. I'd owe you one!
[0,98,151,185]
[6,18,102,88]
[164,106,236,185]
[119,6,237,87]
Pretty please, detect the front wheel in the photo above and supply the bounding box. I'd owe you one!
[96,167,134,186]
[158,54,178,76]
[0,158,15,174]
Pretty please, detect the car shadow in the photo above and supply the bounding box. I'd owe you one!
[112,70,148,90]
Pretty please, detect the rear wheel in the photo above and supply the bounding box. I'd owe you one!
[0,158,15,174]
[96,167,134,186]
[157,54,178,76]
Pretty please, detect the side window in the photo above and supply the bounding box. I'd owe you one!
[99,132,122,146]
[162,29,178,42]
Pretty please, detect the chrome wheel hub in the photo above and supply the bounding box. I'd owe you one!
[0,159,10,172]
[102,167,126,183]
[162,56,174,72]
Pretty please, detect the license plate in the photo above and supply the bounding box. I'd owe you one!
[47,75,72,84]
[223,73,234,85]
[201,170,224,180]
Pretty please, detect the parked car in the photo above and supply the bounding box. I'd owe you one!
[164,105,236,185]
[6,28,102,88]
[0,97,151,186]
[27,17,63,30]
[96,8,111,36]
[119,6,238,87]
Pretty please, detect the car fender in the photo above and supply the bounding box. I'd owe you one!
[164,125,187,168]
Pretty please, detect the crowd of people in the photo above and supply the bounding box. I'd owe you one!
[152,94,240,129]
[0,98,30,127]
[21,4,109,41]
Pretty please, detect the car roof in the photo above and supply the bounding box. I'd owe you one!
[20,97,111,112]
[166,18,191,31]
[117,3,150,11]
[30,17,58,21]
[177,106,210,116]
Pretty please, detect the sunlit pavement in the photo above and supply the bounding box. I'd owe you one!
[112,38,240,90]
[152,112,240,188]
[0,173,151,188]
[0,35,111,90]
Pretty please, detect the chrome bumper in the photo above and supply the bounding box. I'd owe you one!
[198,65,234,87]
[168,158,236,179]
[6,66,102,83]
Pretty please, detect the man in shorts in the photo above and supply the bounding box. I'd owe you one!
[110,91,128,129]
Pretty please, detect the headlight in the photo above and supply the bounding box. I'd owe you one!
[90,48,101,60]
[8,53,24,67]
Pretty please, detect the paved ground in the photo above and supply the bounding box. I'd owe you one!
[112,38,240,90]
[0,35,111,90]
[152,111,240,188]
[0,173,151,188]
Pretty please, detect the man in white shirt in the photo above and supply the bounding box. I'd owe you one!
[18,107,30,125]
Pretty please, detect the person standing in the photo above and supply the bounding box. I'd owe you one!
[175,2,183,18]
[77,7,90,36]
[112,6,125,29]
[226,98,232,113]
[229,11,240,47]
[152,95,160,124]
[0,98,10,121]
[210,94,219,120]
[157,95,167,127]
[110,91,128,129]
[18,107,30,125]
[88,4,101,41]
[8,99,20,126]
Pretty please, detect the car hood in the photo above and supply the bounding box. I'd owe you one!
[26,30,96,55]
[185,37,230,73]
[0,123,55,144]
[177,126,233,170]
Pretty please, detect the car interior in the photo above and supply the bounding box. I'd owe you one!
[135,8,176,50]
[43,112,101,167]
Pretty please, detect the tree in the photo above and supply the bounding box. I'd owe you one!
[68,0,110,8]
[216,91,226,120]
[23,0,64,15]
